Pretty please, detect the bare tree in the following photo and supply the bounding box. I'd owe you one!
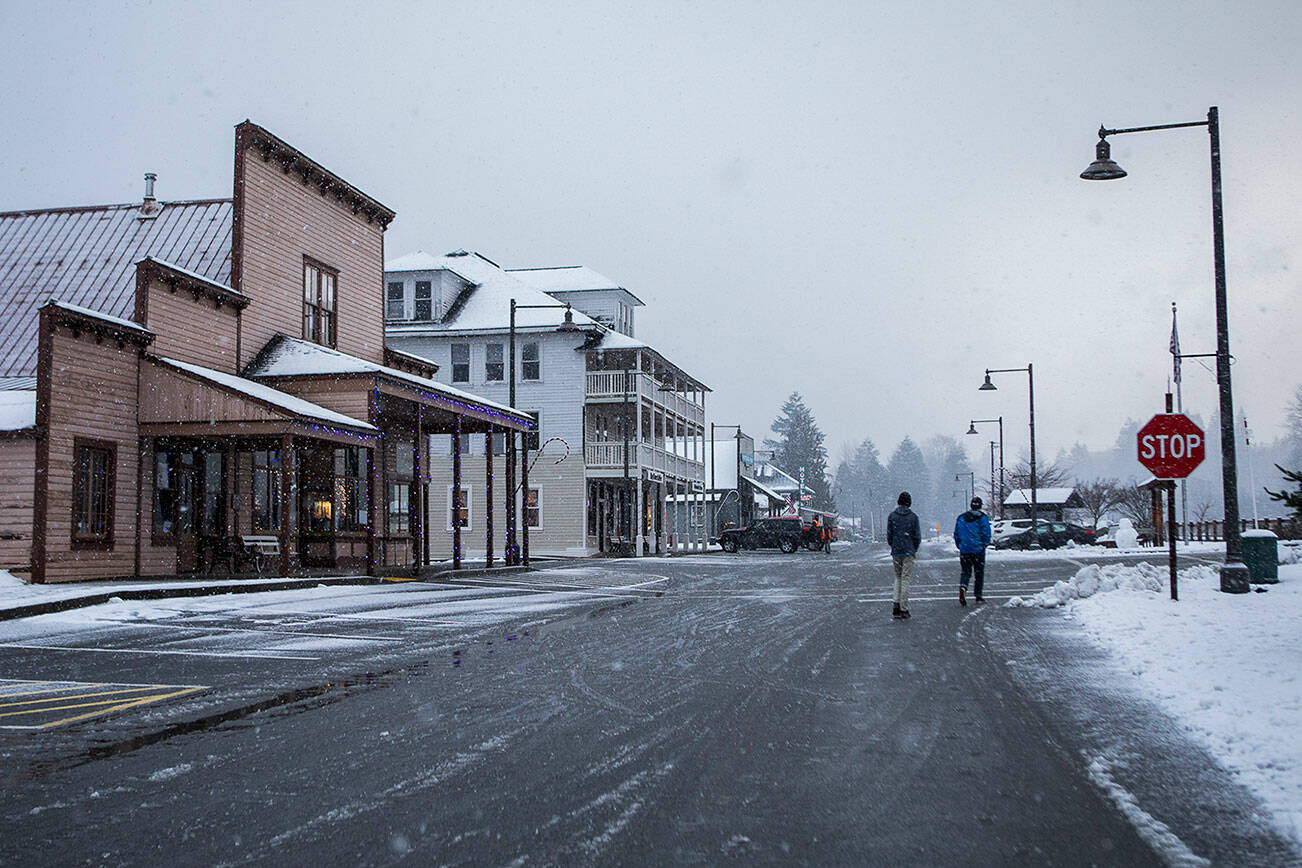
[1116,481,1151,528]
[1006,459,1071,491]
[1074,478,1124,528]
[1191,499,1215,523]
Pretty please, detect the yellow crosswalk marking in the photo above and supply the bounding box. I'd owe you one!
[0,679,207,729]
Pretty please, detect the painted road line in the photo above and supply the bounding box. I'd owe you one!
[0,643,319,660]
[0,680,206,729]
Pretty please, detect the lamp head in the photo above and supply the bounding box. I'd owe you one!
[555,305,581,333]
[1081,137,1127,181]
[979,372,997,391]
[966,422,979,435]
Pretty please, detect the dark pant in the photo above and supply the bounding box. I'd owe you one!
[959,551,986,597]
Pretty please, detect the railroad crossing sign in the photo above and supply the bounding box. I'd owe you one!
[1136,413,1205,479]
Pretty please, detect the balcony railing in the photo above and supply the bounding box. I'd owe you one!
[585,441,704,480]
[585,372,704,423]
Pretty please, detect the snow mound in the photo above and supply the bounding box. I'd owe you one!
[1007,561,1220,608]
[1280,542,1301,566]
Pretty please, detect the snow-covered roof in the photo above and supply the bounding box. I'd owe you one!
[1005,488,1080,506]
[158,357,375,431]
[44,299,153,337]
[384,250,604,332]
[750,476,789,505]
[0,390,36,432]
[0,198,232,378]
[505,265,645,306]
[245,335,531,423]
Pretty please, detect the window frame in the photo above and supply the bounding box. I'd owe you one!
[303,257,338,347]
[521,341,540,381]
[451,342,471,384]
[414,280,433,321]
[386,281,405,321]
[251,448,283,534]
[71,438,115,549]
[485,342,504,382]
[525,486,541,529]
[446,484,473,531]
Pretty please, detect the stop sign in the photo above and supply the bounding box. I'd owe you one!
[1136,414,1205,479]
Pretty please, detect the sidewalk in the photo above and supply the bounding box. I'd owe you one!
[0,560,541,622]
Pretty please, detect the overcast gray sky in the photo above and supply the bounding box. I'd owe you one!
[3,0,1298,469]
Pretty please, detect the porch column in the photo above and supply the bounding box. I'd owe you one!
[279,434,294,577]
[485,425,494,568]
[365,443,377,576]
[452,418,462,571]
[505,430,517,565]
[521,435,530,567]
[417,407,427,568]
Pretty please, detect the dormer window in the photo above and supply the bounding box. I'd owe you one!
[304,258,337,347]
[386,281,404,320]
[414,280,432,320]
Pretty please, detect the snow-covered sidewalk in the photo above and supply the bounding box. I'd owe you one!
[1010,556,1302,846]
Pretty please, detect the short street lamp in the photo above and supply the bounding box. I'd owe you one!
[966,416,1004,519]
[980,365,1036,530]
[1080,106,1249,593]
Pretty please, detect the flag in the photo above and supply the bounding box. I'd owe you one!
[1170,303,1182,384]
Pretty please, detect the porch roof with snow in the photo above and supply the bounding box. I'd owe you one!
[0,197,232,377]
[244,334,535,432]
[1004,488,1084,508]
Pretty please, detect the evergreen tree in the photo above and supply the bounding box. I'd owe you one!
[926,436,974,528]
[833,438,886,532]
[1266,465,1302,519]
[766,393,833,511]
[885,437,929,528]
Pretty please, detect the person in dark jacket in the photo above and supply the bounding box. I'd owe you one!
[953,496,993,605]
[886,491,921,619]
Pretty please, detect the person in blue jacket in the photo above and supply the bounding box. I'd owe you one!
[953,496,992,606]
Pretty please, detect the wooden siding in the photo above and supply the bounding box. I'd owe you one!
[40,328,140,582]
[0,438,34,571]
[236,153,386,368]
[143,277,240,372]
[268,378,372,422]
[138,362,283,424]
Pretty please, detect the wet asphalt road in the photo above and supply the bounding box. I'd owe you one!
[0,542,1296,866]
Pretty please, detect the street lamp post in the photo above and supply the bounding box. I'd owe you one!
[1080,106,1249,593]
[955,472,974,503]
[507,299,580,564]
[980,365,1035,530]
[966,416,1004,518]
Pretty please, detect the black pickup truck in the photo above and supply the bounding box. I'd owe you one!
[716,516,805,553]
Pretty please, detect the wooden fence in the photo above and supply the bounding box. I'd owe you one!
[1181,517,1300,541]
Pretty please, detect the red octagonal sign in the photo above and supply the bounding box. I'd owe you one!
[1137,413,1206,479]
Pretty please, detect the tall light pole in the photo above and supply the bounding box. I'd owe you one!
[507,299,580,564]
[1080,106,1249,593]
[966,416,1004,518]
[980,365,1035,530]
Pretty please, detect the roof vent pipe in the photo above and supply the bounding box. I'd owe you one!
[139,172,161,219]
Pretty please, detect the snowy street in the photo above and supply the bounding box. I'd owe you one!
[1,542,1297,865]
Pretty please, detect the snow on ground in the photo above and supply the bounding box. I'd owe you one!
[1011,558,1302,846]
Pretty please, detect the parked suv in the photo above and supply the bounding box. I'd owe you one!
[717,516,805,553]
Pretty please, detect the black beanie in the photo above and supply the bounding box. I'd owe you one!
[898,491,911,507]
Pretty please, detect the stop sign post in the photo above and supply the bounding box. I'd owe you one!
[1136,413,1205,600]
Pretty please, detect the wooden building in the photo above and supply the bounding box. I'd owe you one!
[0,122,534,583]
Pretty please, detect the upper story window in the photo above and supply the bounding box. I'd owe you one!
[73,439,114,548]
[386,281,405,320]
[414,281,433,321]
[521,342,540,381]
[485,343,504,381]
[303,259,337,347]
[451,343,470,383]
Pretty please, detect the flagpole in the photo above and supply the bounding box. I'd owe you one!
[1171,302,1188,542]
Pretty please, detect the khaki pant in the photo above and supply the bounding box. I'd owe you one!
[892,555,915,609]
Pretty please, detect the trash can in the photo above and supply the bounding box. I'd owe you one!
[1242,529,1279,584]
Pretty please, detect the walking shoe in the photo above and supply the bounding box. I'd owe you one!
[959,586,967,607]
[899,609,910,619]
[892,603,902,618]
[975,596,986,604]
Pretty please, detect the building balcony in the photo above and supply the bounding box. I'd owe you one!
[584,440,704,482]
[585,371,705,424]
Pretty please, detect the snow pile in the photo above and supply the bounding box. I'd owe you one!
[1280,542,1301,566]
[1007,561,1218,608]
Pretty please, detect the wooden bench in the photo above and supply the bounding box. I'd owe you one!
[240,535,281,576]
